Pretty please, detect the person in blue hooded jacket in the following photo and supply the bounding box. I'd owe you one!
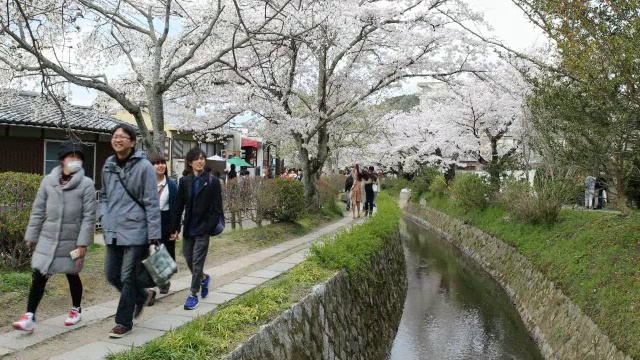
[99,124,161,338]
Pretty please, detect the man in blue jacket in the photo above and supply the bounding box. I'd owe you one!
[170,147,224,310]
[99,124,161,338]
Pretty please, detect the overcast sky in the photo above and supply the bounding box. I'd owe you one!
[68,0,545,106]
[471,0,545,51]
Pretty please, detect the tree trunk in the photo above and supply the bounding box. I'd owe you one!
[296,42,331,208]
[302,172,318,207]
[613,153,630,214]
[488,137,501,191]
[146,90,166,154]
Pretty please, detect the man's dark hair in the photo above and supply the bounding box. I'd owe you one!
[185,147,206,171]
[369,166,374,172]
[230,164,236,170]
[111,124,137,142]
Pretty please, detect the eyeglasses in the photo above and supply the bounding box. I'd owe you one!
[112,135,131,140]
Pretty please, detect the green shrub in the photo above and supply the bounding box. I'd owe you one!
[410,166,440,199]
[0,172,43,270]
[321,174,345,200]
[429,175,449,197]
[265,178,305,223]
[316,177,342,217]
[502,178,572,224]
[449,173,490,210]
[248,178,278,227]
[381,177,410,197]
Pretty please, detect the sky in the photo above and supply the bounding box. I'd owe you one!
[67,0,546,107]
[471,0,546,51]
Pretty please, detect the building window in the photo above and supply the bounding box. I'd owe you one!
[44,140,96,180]
[164,138,171,159]
[172,139,183,159]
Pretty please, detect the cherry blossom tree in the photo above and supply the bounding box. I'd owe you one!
[373,65,528,188]
[451,71,525,189]
[370,84,472,177]
[212,0,489,203]
[0,0,289,152]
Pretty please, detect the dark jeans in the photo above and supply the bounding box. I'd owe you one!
[183,234,210,294]
[105,243,148,328]
[27,270,82,315]
[364,189,375,213]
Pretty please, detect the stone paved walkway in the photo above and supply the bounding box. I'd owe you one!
[0,216,360,360]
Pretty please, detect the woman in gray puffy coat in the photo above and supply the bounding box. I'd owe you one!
[12,141,96,332]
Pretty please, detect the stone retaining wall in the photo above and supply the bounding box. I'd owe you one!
[404,203,631,360]
[223,231,407,360]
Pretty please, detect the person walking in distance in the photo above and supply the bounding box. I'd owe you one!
[344,170,354,211]
[12,141,96,332]
[369,166,380,207]
[362,169,377,217]
[170,147,225,310]
[350,164,363,218]
[585,175,596,209]
[100,124,161,338]
[145,153,178,305]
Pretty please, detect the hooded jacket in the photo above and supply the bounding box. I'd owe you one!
[25,166,96,274]
[99,150,161,245]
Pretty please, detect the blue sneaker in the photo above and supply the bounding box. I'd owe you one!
[184,294,199,310]
[201,274,211,299]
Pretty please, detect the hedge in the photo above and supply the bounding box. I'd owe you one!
[0,172,43,270]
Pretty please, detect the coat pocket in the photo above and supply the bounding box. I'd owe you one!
[123,212,145,230]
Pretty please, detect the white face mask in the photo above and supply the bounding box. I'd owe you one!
[66,160,83,174]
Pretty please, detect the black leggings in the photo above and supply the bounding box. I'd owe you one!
[27,270,83,315]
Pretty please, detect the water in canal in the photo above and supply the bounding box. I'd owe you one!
[388,217,543,360]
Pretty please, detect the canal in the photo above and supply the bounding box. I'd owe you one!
[388,217,543,360]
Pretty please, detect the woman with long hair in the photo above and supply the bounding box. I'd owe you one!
[350,164,363,218]
[145,153,178,305]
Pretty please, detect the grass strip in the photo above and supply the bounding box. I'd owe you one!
[424,195,640,359]
[108,193,399,360]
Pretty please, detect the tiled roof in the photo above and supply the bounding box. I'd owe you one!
[0,90,137,134]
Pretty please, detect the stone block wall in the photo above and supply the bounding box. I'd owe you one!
[405,203,631,360]
[223,231,407,360]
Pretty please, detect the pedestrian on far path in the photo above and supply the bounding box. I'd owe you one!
[100,124,162,338]
[369,166,380,207]
[363,168,377,217]
[350,164,363,218]
[12,141,96,332]
[344,171,354,211]
[228,164,238,181]
[585,175,596,209]
[170,147,225,310]
[145,153,178,305]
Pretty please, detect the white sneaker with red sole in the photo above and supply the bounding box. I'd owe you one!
[64,307,81,326]
[12,312,35,332]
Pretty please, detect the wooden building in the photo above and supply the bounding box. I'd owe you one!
[0,90,137,187]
